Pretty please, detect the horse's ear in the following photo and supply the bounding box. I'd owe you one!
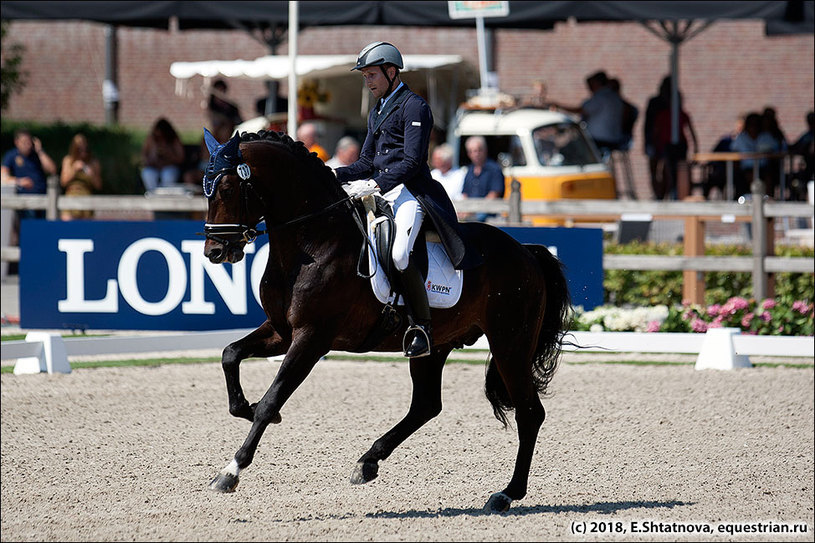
[203,128,221,154]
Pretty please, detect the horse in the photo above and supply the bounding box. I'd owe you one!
[201,129,571,513]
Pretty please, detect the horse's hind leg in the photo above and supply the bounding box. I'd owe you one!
[351,346,451,484]
[221,321,289,422]
[484,335,546,513]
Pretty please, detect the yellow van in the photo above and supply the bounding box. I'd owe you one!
[451,106,616,224]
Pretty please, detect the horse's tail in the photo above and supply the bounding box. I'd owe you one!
[485,244,571,426]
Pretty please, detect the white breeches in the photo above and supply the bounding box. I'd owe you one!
[382,185,424,271]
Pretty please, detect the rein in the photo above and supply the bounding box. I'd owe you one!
[201,166,374,278]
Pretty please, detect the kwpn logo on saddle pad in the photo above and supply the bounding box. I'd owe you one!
[426,280,452,296]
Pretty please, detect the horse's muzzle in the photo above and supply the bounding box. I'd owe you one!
[204,239,245,264]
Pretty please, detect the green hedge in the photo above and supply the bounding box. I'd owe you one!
[1,120,146,194]
[604,241,814,307]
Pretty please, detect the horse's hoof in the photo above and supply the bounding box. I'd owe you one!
[350,461,378,484]
[208,472,239,493]
[484,492,512,513]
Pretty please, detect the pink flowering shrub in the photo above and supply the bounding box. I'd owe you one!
[573,297,814,336]
[658,296,814,335]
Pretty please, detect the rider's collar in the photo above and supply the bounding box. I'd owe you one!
[378,81,405,112]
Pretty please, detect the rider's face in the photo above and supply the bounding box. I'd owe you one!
[360,66,394,101]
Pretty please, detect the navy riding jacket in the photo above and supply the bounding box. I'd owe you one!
[336,84,482,270]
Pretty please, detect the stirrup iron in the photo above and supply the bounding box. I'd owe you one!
[403,323,431,358]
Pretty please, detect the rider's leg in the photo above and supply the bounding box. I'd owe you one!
[386,186,432,358]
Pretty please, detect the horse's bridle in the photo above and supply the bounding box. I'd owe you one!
[203,165,268,247]
[202,165,360,249]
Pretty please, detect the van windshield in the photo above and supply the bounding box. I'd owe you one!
[532,123,600,167]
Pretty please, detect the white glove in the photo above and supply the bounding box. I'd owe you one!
[343,179,379,199]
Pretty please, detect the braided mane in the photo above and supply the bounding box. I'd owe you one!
[238,129,344,196]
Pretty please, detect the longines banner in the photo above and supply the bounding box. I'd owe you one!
[19,220,602,330]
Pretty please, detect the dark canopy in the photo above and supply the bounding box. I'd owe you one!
[1,1,813,35]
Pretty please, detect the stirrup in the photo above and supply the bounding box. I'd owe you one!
[403,324,431,358]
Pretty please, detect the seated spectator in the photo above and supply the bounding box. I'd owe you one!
[731,112,769,197]
[60,133,102,220]
[296,122,329,162]
[430,143,465,201]
[325,136,360,169]
[704,116,743,200]
[460,136,505,222]
[140,117,185,192]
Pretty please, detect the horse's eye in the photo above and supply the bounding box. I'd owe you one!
[220,183,235,198]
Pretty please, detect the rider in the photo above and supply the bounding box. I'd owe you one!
[335,41,481,358]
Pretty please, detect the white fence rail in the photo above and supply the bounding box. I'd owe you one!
[3,329,812,375]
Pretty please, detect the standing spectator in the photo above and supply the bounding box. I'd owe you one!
[60,133,102,220]
[325,136,360,169]
[789,110,814,201]
[1,128,57,251]
[757,106,788,198]
[207,79,243,143]
[644,76,671,199]
[460,136,504,222]
[140,117,185,192]
[296,122,329,162]
[429,143,465,201]
[1,129,56,208]
[551,70,623,157]
[608,78,638,151]
[652,86,698,200]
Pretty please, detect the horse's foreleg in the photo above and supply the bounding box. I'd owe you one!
[210,327,329,493]
[221,321,288,422]
[351,347,450,485]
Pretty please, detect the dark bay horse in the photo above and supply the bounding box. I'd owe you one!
[201,129,571,513]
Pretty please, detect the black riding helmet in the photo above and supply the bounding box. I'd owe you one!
[352,41,404,98]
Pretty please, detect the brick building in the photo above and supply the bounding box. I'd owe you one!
[3,18,813,199]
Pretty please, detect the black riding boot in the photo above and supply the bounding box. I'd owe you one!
[398,258,432,358]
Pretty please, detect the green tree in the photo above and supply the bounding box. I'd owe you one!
[1,21,27,111]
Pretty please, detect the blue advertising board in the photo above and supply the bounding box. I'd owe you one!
[19,220,602,330]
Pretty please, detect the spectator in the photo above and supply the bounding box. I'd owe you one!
[551,70,623,156]
[651,84,698,200]
[523,79,552,109]
[460,136,504,222]
[789,110,814,201]
[296,122,329,162]
[1,128,56,250]
[757,106,788,198]
[59,133,102,220]
[325,136,360,169]
[731,111,764,197]
[644,76,671,199]
[207,79,243,143]
[140,117,185,192]
[430,143,465,201]
[608,77,638,151]
[704,115,743,199]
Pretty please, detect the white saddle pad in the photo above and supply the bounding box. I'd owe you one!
[367,216,463,309]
